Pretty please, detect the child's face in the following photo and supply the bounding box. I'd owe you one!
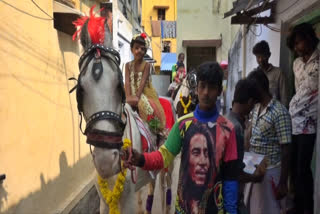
[178,54,184,63]
[131,43,146,60]
[178,67,185,73]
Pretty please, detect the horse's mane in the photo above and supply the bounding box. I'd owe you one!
[72,5,106,45]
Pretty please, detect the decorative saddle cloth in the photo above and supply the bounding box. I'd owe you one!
[124,104,157,180]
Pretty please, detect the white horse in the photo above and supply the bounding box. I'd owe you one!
[71,9,173,214]
[172,71,197,118]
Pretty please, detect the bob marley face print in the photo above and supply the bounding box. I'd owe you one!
[188,133,210,186]
[177,122,217,213]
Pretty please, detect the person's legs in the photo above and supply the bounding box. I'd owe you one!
[286,135,299,213]
[294,134,315,214]
[250,167,283,214]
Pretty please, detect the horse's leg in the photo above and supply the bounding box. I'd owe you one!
[145,180,156,214]
[165,163,174,214]
[120,178,136,214]
[157,169,167,214]
[94,181,109,214]
[136,189,144,214]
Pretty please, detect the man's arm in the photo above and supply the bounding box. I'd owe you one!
[274,110,292,200]
[279,69,289,108]
[222,127,239,214]
[276,144,290,200]
[128,122,182,170]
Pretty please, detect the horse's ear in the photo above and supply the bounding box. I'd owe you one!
[103,18,113,48]
[80,20,92,50]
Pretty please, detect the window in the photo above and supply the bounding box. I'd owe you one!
[162,41,171,52]
[158,9,166,20]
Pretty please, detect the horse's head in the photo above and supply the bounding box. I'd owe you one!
[186,70,197,104]
[73,7,126,179]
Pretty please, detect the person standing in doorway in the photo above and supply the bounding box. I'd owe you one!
[286,22,319,214]
[253,40,288,107]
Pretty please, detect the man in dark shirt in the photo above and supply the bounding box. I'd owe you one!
[225,79,267,213]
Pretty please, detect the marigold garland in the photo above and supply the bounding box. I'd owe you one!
[180,92,192,114]
[97,138,132,214]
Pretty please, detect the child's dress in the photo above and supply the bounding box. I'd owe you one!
[128,60,166,133]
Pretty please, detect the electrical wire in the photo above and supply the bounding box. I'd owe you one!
[31,0,54,19]
[249,24,263,37]
[0,0,53,21]
[276,0,300,15]
[265,24,281,32]
[244,0,269,37]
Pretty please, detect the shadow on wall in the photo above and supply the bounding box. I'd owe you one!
[0,180,8,213]
[1,152,96,214]
[57,30,82,166]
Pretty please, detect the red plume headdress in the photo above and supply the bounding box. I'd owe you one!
[72,5,106,45]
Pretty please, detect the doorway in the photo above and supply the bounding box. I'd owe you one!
[186,47,216,71]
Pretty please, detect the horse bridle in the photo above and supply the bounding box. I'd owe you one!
[69,44,127,150]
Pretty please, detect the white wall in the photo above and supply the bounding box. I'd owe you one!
[176,0,239,69]
[226,7,282,111]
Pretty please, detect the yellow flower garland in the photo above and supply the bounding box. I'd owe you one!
[180,92,192,114]
[97,138,132,214]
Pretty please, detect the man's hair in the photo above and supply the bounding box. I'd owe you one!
[252,40,271,57]
[287,23,319,51]
[130,36,146,49]
[246,68,270,95]
[233,79,259,104]
[196,62,223,89]
[180,123,215,202]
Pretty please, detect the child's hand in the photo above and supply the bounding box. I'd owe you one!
[127,96,139,107]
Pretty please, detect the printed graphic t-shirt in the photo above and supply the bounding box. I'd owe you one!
[143,106,238,214]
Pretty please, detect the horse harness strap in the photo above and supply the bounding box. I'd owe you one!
[87,130,123,150]
[85,110,126,134]
[69,44,127,149]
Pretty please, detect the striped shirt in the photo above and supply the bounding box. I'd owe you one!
[250,99,292,166]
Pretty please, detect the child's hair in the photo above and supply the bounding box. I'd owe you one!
[287,23,319,51]
[177,63,185,70]
[252,40,271,58]
[196,62,223,89]
[233,79,259,104]
[246,68,270,96]
[178,52,185,59]
[130,36,146,49]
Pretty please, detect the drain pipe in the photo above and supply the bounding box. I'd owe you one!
[242,24,247,78]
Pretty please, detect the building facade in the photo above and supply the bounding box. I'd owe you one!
[141,0,177,73]
[176,0,239,71]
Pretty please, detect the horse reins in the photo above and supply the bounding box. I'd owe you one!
[69,44,127,149]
